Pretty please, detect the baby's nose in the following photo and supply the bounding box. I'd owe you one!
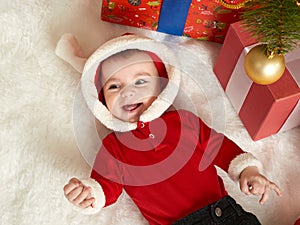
[120,86,135,99]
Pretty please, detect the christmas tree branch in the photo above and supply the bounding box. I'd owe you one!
[241,0,300,54]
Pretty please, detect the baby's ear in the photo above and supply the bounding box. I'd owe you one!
[55,33,87,73]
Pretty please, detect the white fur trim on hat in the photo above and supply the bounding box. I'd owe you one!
[71,178,106,215]
[228,153,263,182]
[81,34,181,132]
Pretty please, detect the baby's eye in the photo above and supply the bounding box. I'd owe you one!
[108,84,120,90]
[134,79,148,85]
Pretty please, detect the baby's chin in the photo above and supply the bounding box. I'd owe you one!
[126,114,141,123]
[114,114,140,123]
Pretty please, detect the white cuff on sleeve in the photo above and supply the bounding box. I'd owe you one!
[228,153,263,182]
[71,178,106,215]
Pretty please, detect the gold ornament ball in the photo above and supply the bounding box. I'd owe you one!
[244,44,286,85]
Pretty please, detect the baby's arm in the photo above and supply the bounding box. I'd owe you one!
[239,166,282,205]
[227,153,282,205]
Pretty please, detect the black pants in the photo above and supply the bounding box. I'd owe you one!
[173,196,261,225]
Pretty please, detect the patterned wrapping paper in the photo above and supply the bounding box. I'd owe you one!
[101,0,162,30]
[101,0,243,43]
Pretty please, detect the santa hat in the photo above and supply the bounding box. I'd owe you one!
[80,34,181,132]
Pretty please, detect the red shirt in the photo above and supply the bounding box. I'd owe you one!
[91,110,244,225]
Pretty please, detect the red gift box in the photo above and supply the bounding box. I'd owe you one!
[101,0,242,43]
[214,22,300,140]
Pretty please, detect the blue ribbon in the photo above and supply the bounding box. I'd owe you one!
[157,0,192,36]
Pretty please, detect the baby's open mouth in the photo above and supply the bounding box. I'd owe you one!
[123,103,142,112]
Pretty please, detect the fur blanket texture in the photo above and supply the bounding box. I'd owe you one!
[1,0,299,224]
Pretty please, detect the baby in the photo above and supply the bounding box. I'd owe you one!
[63,34,282,225]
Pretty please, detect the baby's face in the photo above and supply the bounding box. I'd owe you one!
[101,51,162,123]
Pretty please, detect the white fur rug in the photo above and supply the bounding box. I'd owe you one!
[1,0,299,225]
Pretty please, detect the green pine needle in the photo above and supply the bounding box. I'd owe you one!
[241,0,300,54]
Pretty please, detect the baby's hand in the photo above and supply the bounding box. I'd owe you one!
[239,166,282,205]
[63,178,95,208]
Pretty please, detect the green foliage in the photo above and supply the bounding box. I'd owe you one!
[241,0,300,54]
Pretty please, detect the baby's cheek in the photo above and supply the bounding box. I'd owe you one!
[105,95,117,112]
